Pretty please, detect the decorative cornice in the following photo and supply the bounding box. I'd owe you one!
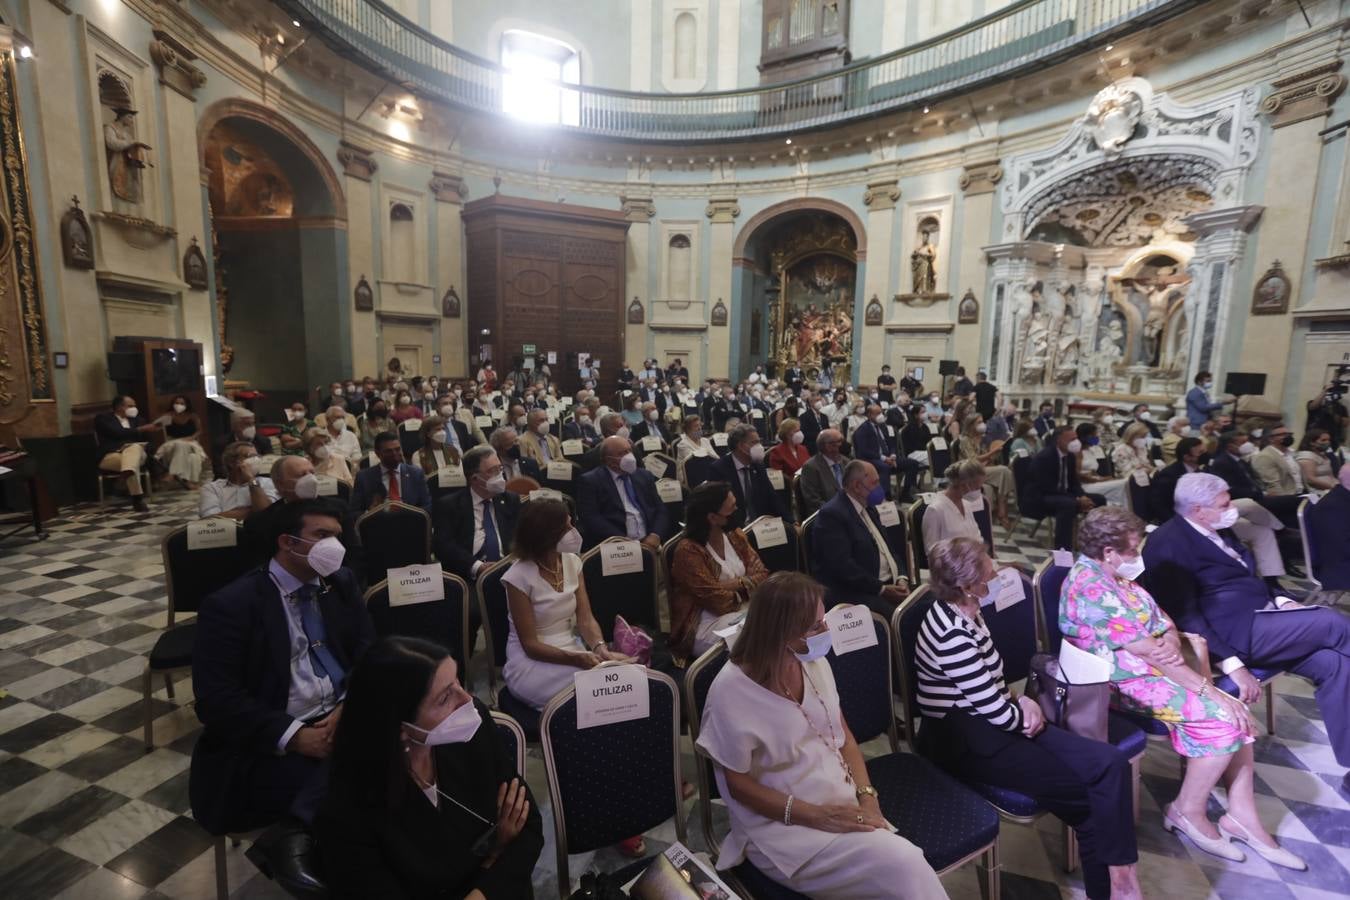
[620,193,656,222]
[428,171,467,203]
[1261,61,1344,128]
[1182,205,1264,238]
[884,323,954,334]
[705,197,740,223]
[337,140,378,181]
[149,29,206,100]
[862,178,900,210]
[959,160,1003,196]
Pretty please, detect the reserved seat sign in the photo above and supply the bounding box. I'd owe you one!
[824,604,878,656]
[574,664,649,729]
[386,563,444,607]
[601,539,644,576]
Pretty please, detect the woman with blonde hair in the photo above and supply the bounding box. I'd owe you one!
[767,417,810,475]
[697,572,946,899]
[1112,422,1154,482]
[956,415,1013,529]
[304,427,353,486]
[921,460,988,555]
[416,415,461,479]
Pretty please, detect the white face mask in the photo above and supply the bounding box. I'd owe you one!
[1139,411,1153,422]
[535,422,550,436]
[1114,555,1146,581]
[480,473,507,496]
[431,430,448,445]
[648,410,659,422]
[245,456,263,476]
[619,452,638,474]
[124,406,140,420]
[240,425,257,440]
[1212,506,1240,530]
[1066,439,1083,454]
[792,629,833,663]
[439,406,454,418]
[172,403,186,414]
[872,414,885,424]
[975,423,988,434]
[516,416,529,429]
[1238,442,1257,457]
[963,490,983,506]
[331,418,346,432]
[312,444,330,460]
[293,472,320,500]
[748,443,766,464]
[557,527,584,555]
[578,415,591,426]
[288,534,346,576]
[405,699,481,747]
[791,431,804,445]
[616,426,631,440]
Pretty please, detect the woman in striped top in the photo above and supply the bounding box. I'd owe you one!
[915,537,1142,900]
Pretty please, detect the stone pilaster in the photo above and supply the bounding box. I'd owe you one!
[706,198,739,376]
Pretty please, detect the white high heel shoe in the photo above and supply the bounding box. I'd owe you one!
[1218,815,1307,871]
[1163,805,1245,862]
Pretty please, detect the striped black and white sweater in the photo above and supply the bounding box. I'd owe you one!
[915,598,1022,732]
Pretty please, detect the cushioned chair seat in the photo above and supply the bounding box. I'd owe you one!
[1215,666,1280,697]
[496,687,540,741]
[1108,711,1149,757]
[865,752,1000,872]
[147,623,196,671]
[731,860,811,900]
[968,780,1041,818]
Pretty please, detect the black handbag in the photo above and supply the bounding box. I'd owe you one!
[1024,652,1110,742]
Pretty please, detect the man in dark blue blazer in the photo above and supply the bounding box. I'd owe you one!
[1149,437,1204,523]
[811,461,910,616]
[709,424,792,528]
[190,500,374,836]
[849,403,895,499]
[798,394,831,454]
[1143,472,1350,786]
[349,431,432,513]
[434,445,522,582]
[576,436,672,550]
[1304,466,1350,591]
[1026,426,1105,549]
[1209,430,1301,529]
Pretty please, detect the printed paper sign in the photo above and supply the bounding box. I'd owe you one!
[875,501,900,528]
[547,409,558,423]
[188,517,237,551]
[1014,448,1030,458]
[529,488,564,502]
[574,664,650,729]
[928,422,940,435]
[751,516,788,548]
[561,439,584,455]
[475,415,493,428]
[766,468,785,490]
[712,433,729,447]
[402,418,421,432]
[641,436,663,452]
[656,479,683,503]
[991,567,1025,612]
[547,461,574,481]
[1052,549,1075,568]
[492,409,507,422]
[750,409,765,419]
[438,465,467,489]
[644,454,668,477]
[386,563,444,607]
[601,539,644,576]
[314,475,339,497]
[1132,469,1151,487]
[825,604,879,656]
[930,437,948,451]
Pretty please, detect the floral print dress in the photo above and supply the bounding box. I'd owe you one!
[1060,556,1251,758]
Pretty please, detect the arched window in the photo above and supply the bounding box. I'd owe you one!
[390,202,415,282]
[673,12,697,81]
[501,30,580,126]
[668,234,692,301]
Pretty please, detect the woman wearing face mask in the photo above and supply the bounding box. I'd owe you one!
[1061,508,1301,869]
[696,572,947,899]
[670,482,770,657]
[305,428,353,487]
[1075,422,1127,508]
[1112,422,1155,483]
[918,538,1144,900]
[390,389,423,426]
[317,636,543,898]
[155,394,206,489]
[620,392,644,427]
[416,415,462,480]
[279,403,314,455]
[1296,429,1338,492]
[767,418,810,476]
[844,402,868,441]
[676,414,716,472]
[956,415,1014,529]
[361,401,390,453]
[920,460,994,556]
[1008,419,1040,458]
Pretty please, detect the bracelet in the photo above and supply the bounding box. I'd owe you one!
[783,794,794,826]
[591,641,606,653]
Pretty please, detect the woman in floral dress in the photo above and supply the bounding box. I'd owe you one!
[1060,507,1306,871]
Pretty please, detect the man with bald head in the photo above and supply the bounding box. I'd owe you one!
[576,435,671,550]
[578,412,631,472]
[811,459,910,615]
[796,427,851,516]
[243,455,318,559]
[518,408,562,466]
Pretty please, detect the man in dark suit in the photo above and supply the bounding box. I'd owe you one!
[578,413,630,472]
[798,393,831,454]
[488,427,542,484]
[350,431,432,513]
[561,410,601,449]
[1209,430,1302,530]
[576,436,671,550]
[1026,426,1106,550]
[1033,402,1057,438]
[1150,437,1204,523]
[852,403,922,502]
[191,499,374,839]
[785,364,805,396]
[1117,403,1162,440]
[630,402,671,447]
[1143,472,1350,789]
[1304,465,1350,592]
[712,388,745,432]
[709,424,792,527]
[797,428,849,517]
[94,395,164,512]
[434,445,521,583]
[811,461,909,616]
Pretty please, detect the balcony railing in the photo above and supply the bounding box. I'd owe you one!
[282,0,1204,142]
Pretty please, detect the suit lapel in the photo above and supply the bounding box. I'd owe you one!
[257,571,292,687]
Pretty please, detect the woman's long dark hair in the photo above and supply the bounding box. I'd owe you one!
[328,635,449,810]
[685,481,731,543]
[512,498,570,562]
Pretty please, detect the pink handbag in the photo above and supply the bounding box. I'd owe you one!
[612,615,653,665]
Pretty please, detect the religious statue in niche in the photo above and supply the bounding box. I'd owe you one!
[627,296,645,325]
[1252,261,1291,316]
[1050,285,1081,385]
[864,295,883,326]
[958,289,978,324]
[441,286,461,318]
[710,298,728,326]
[1017,282,1051,384]
[910,219,939,295]
[98,71,154,208]
[354,275,374,312]
[60,196,94,270]
[183,237,208,289]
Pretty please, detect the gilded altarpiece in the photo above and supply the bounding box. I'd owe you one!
[767,215,856,384]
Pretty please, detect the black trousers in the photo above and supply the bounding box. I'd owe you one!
[1258,493,1303,531]
[1043,492,1106,550]
[920,712,1137,900]
[895,456,925,500]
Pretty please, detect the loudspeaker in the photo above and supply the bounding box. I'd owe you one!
[1224,372,1266,396]
[106,351,142,382]
[938,359,960,376]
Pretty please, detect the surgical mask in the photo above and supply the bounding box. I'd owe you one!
[241,425,257,440]
[535,422,550,436]
[246,456,263,476]
[1212,506,1240,530]
[963,490,983,506]
[873,414,885,424]
[648,410,659,422]
[424,393,434,401]
[1238,442,1257,457]
[689,429,703,442]
[125,406,140,420]
[1066,439,1083,454]
[333,418,347,432]
[1115,555,1146,581]
[616,426,631,439]
[791,431,804,445]
[1132,438,1147,450]
[578,415,591,425]
[398,396,410,405]
[1139,411,1153,422]
[288,535,346,576]
[480,473,506,495]
[748,444,766,464]
[516,416,529,429]
[172,403,186,414]
[431,430,448,445]
[865,484,886,506]
[439,406,454,417]
[312,444,330,460]
[557,527,584,555]
[405,699,481,747]
[619,453,638,474]
[1086,436,1101,447]
[975,423,987,434]
[1202,381,1213,390]
[294,472,320,500]
[792,629,834,663]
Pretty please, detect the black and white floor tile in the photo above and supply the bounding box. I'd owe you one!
[0,490,1346,899]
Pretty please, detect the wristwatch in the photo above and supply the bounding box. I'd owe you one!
[856,785,878,801]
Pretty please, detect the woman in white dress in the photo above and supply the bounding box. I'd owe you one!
[675,414,716,464]
[501,498,635,710]
[1077,422,1126,507]
[696,572,947,900]
[921,460,988,555]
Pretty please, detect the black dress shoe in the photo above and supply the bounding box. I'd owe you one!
[131,497,148,513]
[246,820,328,899]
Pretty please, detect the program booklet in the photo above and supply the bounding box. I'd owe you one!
[625,841,738,899]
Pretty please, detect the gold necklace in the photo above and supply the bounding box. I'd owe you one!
[782,664,854,787]
[537,556,564,590]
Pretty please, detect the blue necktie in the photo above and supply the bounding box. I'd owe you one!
[294,584,346,693]
[480,497,501,562]
[619,473,647,533]
[832,462,843,486]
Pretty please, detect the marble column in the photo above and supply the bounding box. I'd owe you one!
[431,172,467,376]
[1182,205,1264,389]
[706,197,739,378]
[860,176,898,380]
[621,194,655,371]
[339,142,379,377]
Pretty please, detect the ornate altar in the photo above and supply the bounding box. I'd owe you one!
[766,215,857,385]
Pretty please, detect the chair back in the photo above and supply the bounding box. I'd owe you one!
[398,421,423,459]
[542,460,581,498]
[792,473,811,519]
[1011,454,1042,518]
[908,498,929,573]
[891,586,936,747]
[161,519,256,623]
[771,473,793,523]
[973,503,995,554]
[683,642,730,844]
[1125,473,1153,522]
[476,556,515,693]
[491,710,527,776]
[541,666,684,895]
[363,571,471,679]
[798,511,819,576]
[1033,559,1072,653]
[977,571,1039,684]
[927,442,951,482]
[877,502,915,582]
[355,501,431,576]
[641,451,676,481]
[579,537,662,641]
[657,478,684,530]
[744,515,800,573]
[825,608,898,751]
[684,454,715,488]
[1298,498,1324,590]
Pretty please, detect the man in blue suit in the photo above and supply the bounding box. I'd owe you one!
[1304,465,1350,592]
[709,424,791,528]
[1026,426,1105,550]
[811,460,910,616]
[1143,472,1350,789]
[349,431,432,513]
[576,436,671,550]
[850,403,895,500]
[1186,371,1227,429]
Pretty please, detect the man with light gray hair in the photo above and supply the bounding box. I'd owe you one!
[1143,471,1350,793]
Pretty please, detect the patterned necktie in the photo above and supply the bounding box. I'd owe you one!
[295,584,346,691]
[387,467,401,502]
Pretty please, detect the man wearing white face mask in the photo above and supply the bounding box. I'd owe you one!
[190,499,375,843]
[1209,430,1303,532]
[323,405,362,469]
[630,400,670,447]
[709,424,792,527]
[94,395,164,512]
[576,436,671,550]
[434,446,523,584]
[518,409,562,466]
[1027,425,1107,550]
[200,442,279,519]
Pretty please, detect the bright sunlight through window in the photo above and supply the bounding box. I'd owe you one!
[501,30,580,126]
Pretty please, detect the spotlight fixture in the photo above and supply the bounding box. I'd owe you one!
[292,19,301,27]
[785,138,792,144]
[1104,44,1114,51]
[18,45,31,59]
[922,106,930,114]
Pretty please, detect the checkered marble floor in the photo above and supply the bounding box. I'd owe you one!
[0,491,1346,899]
